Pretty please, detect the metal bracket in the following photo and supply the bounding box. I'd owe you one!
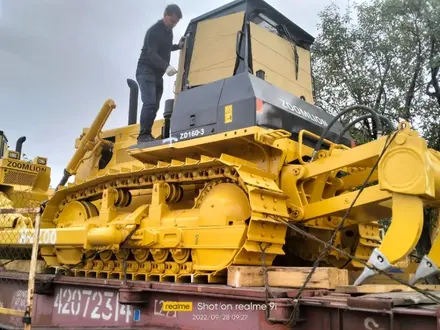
[34,280,55,296]
[118,286,149,306]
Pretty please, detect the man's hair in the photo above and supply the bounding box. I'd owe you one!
[165,4,182,19]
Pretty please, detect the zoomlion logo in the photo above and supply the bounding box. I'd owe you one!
[6,160,47,172]
[279,98,328,126]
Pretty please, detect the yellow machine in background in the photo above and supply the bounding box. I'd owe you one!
[0,131,51,206]
[0,130,51,242]
[1,0,440,286]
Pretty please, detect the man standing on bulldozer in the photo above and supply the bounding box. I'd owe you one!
[135,4,184,144]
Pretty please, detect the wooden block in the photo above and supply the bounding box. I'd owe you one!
[0,260,49,273]
[227,266,348,289]
[348,271,414,285]
[336,284,440,294]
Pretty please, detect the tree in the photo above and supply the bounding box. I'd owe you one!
[312,0,440,136]
[311,0,440,258]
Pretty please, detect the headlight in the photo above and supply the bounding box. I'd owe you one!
[7,151,19,159]
[36,157,47,165]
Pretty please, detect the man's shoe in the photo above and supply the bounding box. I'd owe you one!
[137,133,154,143]
[128,134,151,149]
[129,133,156,149]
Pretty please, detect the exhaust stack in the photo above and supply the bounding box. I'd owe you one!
[127,79,139,125]
[15,136,26,160]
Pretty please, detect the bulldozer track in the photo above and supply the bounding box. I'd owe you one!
[41,154,292,284]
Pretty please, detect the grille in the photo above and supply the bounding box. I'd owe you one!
[3,169,36,186]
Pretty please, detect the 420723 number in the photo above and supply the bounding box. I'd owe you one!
[53,287,135,323]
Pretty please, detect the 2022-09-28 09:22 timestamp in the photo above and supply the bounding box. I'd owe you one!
[192,313,248,321]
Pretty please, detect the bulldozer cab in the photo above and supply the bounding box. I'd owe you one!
[175,0,314,102]
[130,0,351,151]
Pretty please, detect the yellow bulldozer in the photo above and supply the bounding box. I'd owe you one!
[2,0,440,286]
[0,130,51,264]
[0,131,51,211]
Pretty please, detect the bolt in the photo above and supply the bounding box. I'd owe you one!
[395,135,406,145]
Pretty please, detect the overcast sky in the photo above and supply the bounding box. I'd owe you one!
[0,0,355,187]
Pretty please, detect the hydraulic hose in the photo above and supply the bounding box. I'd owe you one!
[310,105,383,162]
[334,114,395,144]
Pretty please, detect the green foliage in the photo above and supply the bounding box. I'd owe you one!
[311,0,440,141]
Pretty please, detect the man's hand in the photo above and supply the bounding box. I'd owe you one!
[166,65,178,76]
[178,36,186,49]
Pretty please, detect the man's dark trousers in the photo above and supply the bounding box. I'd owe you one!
[136,70,164,140]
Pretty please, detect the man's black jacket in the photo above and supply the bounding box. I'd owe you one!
[137,19,180,76]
